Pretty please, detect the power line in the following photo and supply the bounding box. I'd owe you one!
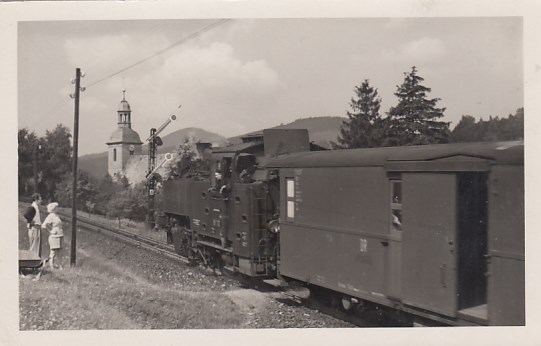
[23,19,231,132]
[26,96,71,130]
[81,21,171,75]
[86,18,231,89]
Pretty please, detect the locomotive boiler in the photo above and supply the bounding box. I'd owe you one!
[159,128,524,326]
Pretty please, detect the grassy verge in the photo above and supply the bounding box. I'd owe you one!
[20,263,245,330]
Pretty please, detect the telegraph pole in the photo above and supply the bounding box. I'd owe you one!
[70,68,85,267]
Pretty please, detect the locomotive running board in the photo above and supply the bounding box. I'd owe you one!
[196,239,233,253]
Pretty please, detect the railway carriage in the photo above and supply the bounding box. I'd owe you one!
[160,128,524,326]
[267,140,524,326]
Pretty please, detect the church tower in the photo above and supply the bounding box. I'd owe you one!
[106,90,143,178]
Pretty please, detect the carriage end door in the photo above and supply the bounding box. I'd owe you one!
[402,173,457,317]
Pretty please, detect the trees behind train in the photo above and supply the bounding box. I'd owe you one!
[338,66,450,148]
[55,170,97,211]
[384,66,450,146]
[18,124,72,199]
[54,171,149,222]
[42,124,73,199]
[105,181,149,222]
[18,128,42,196]
[337,79,385,149]
[450,108,524,142]
[168,136,210,180]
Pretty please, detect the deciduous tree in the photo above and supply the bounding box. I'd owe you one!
[54,171,97,212]
[41,124,72,199]
[18,128,40,195]
[450,108,524,142]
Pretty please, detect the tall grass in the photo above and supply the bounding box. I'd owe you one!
[20,260,244,330]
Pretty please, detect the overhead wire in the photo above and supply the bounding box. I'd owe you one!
[25,96,72,130]
[86,18,231,89]
[25,18,231,130]
[81,21,171,78]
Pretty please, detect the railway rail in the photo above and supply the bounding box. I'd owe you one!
[56,209,190,264]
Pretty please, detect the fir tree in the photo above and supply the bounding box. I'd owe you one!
[385,66,450,146]
[337,79,383,148]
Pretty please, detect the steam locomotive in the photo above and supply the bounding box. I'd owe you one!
[159,129,524,326]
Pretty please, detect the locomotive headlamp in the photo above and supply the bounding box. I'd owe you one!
[267,219,280,234]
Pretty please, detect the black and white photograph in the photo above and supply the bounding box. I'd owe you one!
[3,1,540,345]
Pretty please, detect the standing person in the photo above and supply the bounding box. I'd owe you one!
[41,202,64,270]
[28,193,42,256]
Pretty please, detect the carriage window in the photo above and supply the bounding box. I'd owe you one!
[287,179,295,198]
[391,181,402,203]
[286,178,295,220]
[390,180,402,232]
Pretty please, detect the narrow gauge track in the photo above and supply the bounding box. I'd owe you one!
[56,210,190,264]
[54,208,406,327]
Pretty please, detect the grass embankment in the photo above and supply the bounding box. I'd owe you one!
[20,262,244,330]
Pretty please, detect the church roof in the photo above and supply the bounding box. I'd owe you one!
[118,99,131,112]
[107,127,143,145]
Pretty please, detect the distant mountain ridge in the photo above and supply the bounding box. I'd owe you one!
[78,117,345,179]
[267,116,344,148]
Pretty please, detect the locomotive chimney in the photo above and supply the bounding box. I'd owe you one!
[263,129,310,157]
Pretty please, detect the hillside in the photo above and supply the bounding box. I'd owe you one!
[272,116,344,148]
[78,152,109,179]
[78,117,345,179]
[230,116,345,148]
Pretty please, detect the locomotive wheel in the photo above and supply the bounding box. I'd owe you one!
[342,296,353,311]
[172,226,193,258]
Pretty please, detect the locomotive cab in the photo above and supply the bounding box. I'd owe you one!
[209,155,233,194]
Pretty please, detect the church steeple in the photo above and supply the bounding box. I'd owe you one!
[106,90,143,179]
[118,89,132,128]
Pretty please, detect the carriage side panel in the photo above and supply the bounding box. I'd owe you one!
[487,164,525,325]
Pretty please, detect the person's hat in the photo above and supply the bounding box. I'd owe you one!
[31,193,41,201]
[47,202,59,213]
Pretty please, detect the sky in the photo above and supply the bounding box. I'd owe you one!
[18,17,523,155]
